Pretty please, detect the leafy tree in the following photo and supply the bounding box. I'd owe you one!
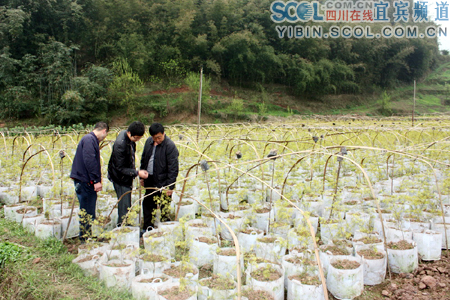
[0,86,34,119]
[185,72,211,94]
[0,48,19,89]
[213,30,282,84]
[110,58,143,116]
[379,91,392,116]
[56,90,85,125]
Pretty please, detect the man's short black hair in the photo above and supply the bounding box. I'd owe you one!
[149,123,164,136]
[94,122,109,132]
[127,121,145,137]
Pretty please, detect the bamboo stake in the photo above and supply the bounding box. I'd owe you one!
[196,67,203,143]
[62,195,77,241]
[328,150,343,221]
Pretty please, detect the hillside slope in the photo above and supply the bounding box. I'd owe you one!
[105,61,450,126]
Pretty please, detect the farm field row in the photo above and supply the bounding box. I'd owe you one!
[2,117,450,299]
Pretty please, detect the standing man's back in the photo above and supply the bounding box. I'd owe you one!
[70,122,109,242]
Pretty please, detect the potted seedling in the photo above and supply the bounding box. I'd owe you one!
[163,259,199,288]
[143,227,176,259]
[221,212,245,241]
[288,222,316,251]
[14,205,37,223]
[282,251,317,289]
[35,209,62,240]
[198,274,236,300]
[237,227,264,253]
[185,218,213,245]
[91,214,112,237]
[352,234,384,254]
[355,247,387,285]
[72,253,102,276]
[287,272,325,300]
[109,217,140,248]
[213,246,244,279]
[131,270,171,300]
[386,239,418,273]
[156,282,197,300]
[247,263,284,300]
[189,236,219,267]
[99,257,135,292]
[318,243,351,277]
[327,256,364,299]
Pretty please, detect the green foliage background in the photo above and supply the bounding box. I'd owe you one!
[0,0,443,124]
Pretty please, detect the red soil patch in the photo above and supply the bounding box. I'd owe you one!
[210,89,226,96]
[150,86,191,95]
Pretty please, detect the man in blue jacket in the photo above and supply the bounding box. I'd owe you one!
[70,122,109,241]
[108,121,148,226]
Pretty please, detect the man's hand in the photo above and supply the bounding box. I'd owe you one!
[138,170,148,179]
[94,182,102,192]
[165,190,173,196]
[140,179,144,187]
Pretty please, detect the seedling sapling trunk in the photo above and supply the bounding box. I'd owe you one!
[328,147,346,221]
[196,67,203,143]
[267,149,277,234]
[19,147,55,202]
[386,154,395,195]
[200,160,220,245]
[310,136,319,181]
[236,151,242,187]
[60,150,65,216]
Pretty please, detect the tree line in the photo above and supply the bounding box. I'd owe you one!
[0,0,443,124]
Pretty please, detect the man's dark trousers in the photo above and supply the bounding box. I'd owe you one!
[74,180,97,241]
[113,182,132,226]
[142,178,172,230]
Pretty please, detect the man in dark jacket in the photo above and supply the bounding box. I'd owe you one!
[140,123,179,231]
[70,122,109,241]
[108,121,148,225]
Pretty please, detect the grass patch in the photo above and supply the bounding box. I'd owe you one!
[425,62,450,83]
[0,209,133,300]
[417,94,441,106]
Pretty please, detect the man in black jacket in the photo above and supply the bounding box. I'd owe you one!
[70,122,109,241]
[108,121,148,226]
[140,123,179,231]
